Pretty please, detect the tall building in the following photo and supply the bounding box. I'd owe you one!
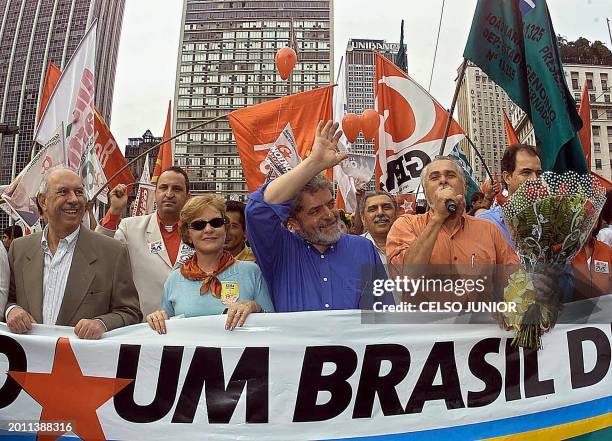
[456,61,513,183]
[174,0,333,200]
[344,38,405,156]
[511,63,612,181]
[124,129,162,182]
[0,0,125,225]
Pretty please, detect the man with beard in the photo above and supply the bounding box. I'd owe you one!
[6,168,141,338]
[246,121,392,312]
[360,191,398,265]
[224,200,256,261]
[97,167,193,317]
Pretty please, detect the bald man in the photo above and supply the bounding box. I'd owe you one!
[6,168,141,339]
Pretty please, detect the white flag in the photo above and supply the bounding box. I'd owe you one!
[2,124,67,227]
[35,21,97,172]
[132,154,155,216]
[332,56,359,212]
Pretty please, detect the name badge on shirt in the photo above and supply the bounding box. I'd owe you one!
[176,243,195,265]
[149,240,164,254]
[220,281,240,305]
[594,260,609,274]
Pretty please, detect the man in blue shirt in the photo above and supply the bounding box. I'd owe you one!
[477,144,543,246]
[246,121,391,312]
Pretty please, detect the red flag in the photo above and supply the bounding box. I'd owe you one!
[93,108,136,189]
[37,62,62,127]
[394,194,417,215]
[229,85,334,192]
[578,81,592,169]
[374,53,465,193]
[151,101,173,184]
[503,110,520,146]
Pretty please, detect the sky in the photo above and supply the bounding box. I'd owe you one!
[110,0,612,150]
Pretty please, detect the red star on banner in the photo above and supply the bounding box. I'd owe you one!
[9,337,132,441]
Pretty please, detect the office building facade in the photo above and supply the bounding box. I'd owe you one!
[344,38,404,157]
[456,61,513,183]
[174,0,333,199]
[0,0,125,226]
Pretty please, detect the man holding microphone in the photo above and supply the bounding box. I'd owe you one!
[387,156,517,268]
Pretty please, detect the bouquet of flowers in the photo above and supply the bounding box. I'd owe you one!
[502,172,606,349]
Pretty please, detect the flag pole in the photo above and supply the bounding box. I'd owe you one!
[91,113,228,201]
[438,58,468,156]
[465,135,494,182]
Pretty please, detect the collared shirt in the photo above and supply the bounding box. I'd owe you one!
[361,232,387,264]
[101,210,180,265]
[235,244,256,262]
[387,212,518,266]
[246,183,391,313]
[41,226,80,325]
[572,238,611,298]
[476,205,514,247]
[596,226,612,248]
[157,215,180,265]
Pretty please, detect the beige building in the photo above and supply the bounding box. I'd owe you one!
[510,63,612,181]
[456,61,513,183]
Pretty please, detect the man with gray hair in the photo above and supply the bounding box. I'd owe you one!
[5,167,141,338]
[246,121,392,312]
[387,156,517,269]
[358,190,398,265]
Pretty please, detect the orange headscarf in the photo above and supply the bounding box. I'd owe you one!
[180,251,236,298]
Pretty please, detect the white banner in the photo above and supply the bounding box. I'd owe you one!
[340,153,376,186]
[35,22,97,171]
[0,299,610,440]
[1,125,66,227]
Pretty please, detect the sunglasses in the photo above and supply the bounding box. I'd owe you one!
[188,217,227,230]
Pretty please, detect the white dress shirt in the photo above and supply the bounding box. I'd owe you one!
[597,226,612,248]
[361,231,387,264]
[0,245,9,320]
[41,226,80,325]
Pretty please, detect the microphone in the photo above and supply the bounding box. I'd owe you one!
[446,199,457,214]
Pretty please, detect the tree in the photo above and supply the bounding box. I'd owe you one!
[557,35,612,65]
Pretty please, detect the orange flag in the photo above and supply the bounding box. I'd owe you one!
[228,85,334,192]
[151,101,173,184]
[37,62,62,126]
[578,81,592,169]
[93,108,136,189]
[502,110,520,146]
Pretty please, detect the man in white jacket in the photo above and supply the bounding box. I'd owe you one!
[96,167,192,317]
[0,243,9,319]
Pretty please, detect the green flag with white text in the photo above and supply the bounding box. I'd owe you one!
[463,0,587,173]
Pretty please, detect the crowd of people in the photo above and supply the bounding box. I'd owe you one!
[0,120,609,339]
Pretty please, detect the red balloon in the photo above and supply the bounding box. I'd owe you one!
[361,109,380,141]
[275,47,297,80]
[342,113,361,143]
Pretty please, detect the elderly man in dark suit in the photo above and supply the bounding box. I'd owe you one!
[5,167,141,339]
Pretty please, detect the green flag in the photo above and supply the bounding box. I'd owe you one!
[394,20,408,73]
[463,0,587,173]
[449,144,480,202]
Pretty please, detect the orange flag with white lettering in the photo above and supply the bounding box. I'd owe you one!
[151,101,173,184]
[228,85,334,192]
[503,110,520,146]
[37,62,62,126]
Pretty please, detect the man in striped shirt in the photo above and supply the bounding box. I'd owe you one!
[6,168,141,339]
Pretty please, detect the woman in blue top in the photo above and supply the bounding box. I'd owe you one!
[146,195,274,334]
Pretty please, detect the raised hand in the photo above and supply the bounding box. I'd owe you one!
[307,121,347,171]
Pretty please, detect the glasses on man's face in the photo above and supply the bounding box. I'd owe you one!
[188,217,227,230]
